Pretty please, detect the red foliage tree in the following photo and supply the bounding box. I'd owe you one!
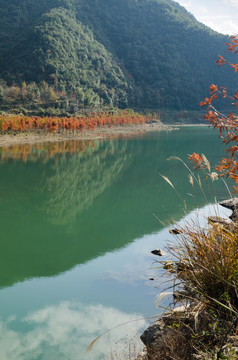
[194,36,238,191]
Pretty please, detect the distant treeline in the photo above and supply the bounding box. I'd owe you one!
[0,80,101,116]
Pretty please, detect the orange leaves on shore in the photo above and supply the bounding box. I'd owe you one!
[0,111,147,134]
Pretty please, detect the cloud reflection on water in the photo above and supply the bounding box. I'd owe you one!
[0,301,148,360]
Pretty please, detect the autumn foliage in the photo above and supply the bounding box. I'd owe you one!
[193,36,238,190]
[0,110,147,134]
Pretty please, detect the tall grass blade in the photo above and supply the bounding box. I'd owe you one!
[87,314,160,352]
[202,154,211,173]
[87,336,101,353]
[152,213,167,227]
[167,156,208,202]
[160,173,187,212]
[221,178,232,198]
[160,174,175,189]
[194,288,238,317]
[156,292,173,307]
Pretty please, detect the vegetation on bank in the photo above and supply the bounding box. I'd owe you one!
[184,37,238,319]
[0,78,206,122]
[0,110,150,134]
[0,0,236,111]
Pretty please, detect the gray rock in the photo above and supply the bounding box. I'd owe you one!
[219,198,238,222]
[230,209,238,221]
[219,198,238,210]
[140,321,163,346]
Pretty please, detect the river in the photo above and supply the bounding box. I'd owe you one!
[0,127,231,359]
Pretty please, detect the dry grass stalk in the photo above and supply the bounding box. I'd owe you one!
[170,221,238,316]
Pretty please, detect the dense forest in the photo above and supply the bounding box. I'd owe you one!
[0,0,236,113]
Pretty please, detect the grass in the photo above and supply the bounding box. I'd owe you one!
[152,156,238,359]
[163,156,238,320]
[170,220,238,318]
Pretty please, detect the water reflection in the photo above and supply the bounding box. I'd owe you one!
[0,139,133,225]
[0,128,229,288]
[0,205,230,360]
[0,140,97,162]
[0,301,147,360]
[0,138,136,287]
[39,141,132,225]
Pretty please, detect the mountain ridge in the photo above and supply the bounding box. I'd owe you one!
[0,0,235,111]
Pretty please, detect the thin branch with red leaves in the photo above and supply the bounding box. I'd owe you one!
[195,36,238,190]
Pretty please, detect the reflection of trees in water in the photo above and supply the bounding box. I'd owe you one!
[0,140,96,163]
[0,138,135,287]
[40,139,132,225]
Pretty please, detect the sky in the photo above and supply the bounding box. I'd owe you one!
[175,0,238,35]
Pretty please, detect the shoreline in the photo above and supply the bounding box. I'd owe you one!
[0,123,173,147]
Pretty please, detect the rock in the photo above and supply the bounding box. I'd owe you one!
[219,198,238,222]
[140,313,194,360]
[230,209,238,221]
[219,197,238,210]
[169,228,183,235]
[208,216,230,226]
[140,321,164,347]
[151,249,166,256]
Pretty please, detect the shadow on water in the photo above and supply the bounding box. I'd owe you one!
[0,127,230,288]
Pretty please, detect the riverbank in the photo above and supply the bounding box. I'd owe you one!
[140,200,238,360]
[0,122,172,147]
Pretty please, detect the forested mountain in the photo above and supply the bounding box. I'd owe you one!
[0,0,236,111]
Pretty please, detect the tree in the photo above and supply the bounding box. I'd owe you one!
[197,36,238,191]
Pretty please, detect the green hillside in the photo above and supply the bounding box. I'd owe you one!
[0,0,235,111]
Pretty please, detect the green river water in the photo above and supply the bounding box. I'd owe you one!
[0,127,231,359]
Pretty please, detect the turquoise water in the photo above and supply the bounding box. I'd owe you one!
[0,127,230,359]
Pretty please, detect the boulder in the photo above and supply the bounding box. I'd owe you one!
[219,198,238,222]
[140,321,164,347]
[219,198,238,210]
